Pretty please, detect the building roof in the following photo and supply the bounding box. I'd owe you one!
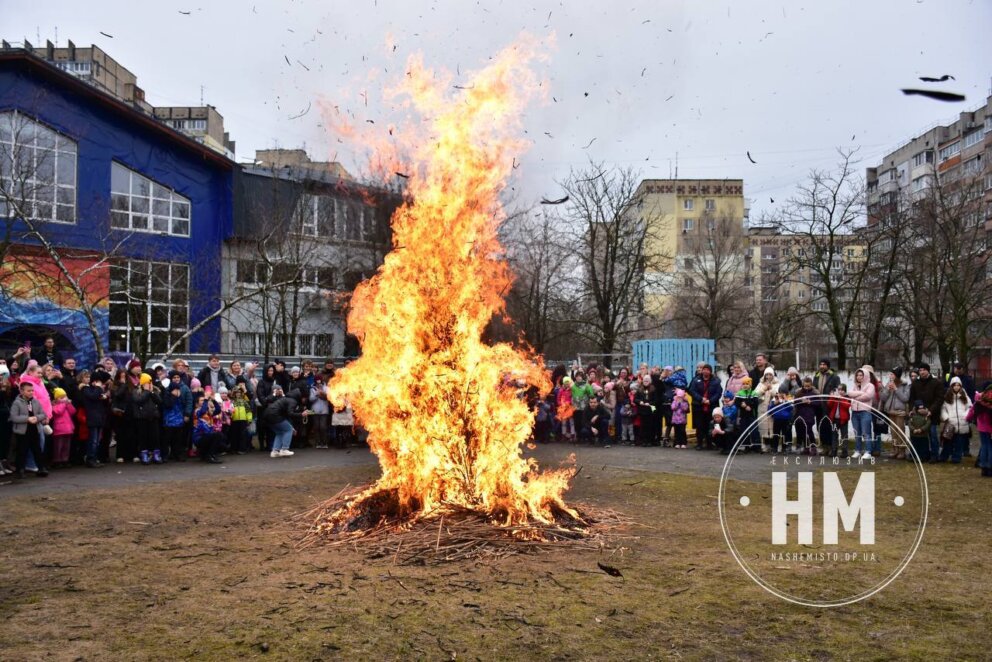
[0,47,235,169]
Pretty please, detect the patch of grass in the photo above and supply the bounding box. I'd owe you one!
[0,462,989,660]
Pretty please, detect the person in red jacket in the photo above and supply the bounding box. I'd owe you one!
[827,384,852,458]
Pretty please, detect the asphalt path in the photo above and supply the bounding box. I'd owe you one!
[0,441,898,498]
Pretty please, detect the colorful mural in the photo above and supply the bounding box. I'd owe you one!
[0,247,110,367]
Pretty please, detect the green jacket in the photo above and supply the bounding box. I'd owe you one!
[570,381,595,411]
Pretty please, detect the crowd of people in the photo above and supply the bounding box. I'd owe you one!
[0,338,357,480]
[2,338,991,482]
[539,354,992,477]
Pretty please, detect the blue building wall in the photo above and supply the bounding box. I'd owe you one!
[0,57,234,361]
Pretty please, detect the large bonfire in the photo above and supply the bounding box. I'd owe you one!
[301,41,597,556]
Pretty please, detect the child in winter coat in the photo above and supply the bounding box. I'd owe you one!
[534,399,551,443]
[939,376,972,464]
[793,379,822,455]
[908,401,932,463]
[619,398,635,444]
[827,385,852,457]
[710,407,736,454]
[671,388,689,449]
[735,377,761,452]
[557,376,576,442]
[50,387,76,466]
[769,393,795,453]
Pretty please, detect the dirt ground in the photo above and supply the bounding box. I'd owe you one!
[1,461,989,661]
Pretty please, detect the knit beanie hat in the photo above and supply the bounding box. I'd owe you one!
[741,376,753,387]
[0,364,9,377]
[891,367,903,380]
[190,378,202,390]
[128,359,142,371]
[53,387,66,399]
[139,373,152,385]
[713,407,724,418]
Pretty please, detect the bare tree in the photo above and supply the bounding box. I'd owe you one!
[666,212,750,363]
[771,150,869,370]
[498,208,582,356]
[554,162,669,359]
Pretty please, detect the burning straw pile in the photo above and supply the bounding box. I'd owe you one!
[297,41,629,561]
[295,486,632,565]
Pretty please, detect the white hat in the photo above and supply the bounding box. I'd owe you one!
[160,378,170,389]
[0,364,9,377]
[713,407,724,418]
[950,376,962,387]
[290,366,301,374]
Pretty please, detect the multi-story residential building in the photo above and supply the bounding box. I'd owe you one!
[3,39,236,157]
[634,178,747,319]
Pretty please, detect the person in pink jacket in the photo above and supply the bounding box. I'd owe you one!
[50,387,77,465]
[849,367,876,459]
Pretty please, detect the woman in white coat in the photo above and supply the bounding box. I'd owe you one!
[754,367,781,452]
[939,376,972,464]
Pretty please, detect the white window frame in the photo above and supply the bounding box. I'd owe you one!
[682,218,693,231]
[963,128,985,149]
[108,259,190,354]
[939,142,961,162]
[0,110,77,223]
[683,198,694,211]
[110,162,191,237]
[704,198,715,211]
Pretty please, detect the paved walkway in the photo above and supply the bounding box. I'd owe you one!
[0,441,900,498]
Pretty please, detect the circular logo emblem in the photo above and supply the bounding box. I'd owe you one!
[718,393,928,607]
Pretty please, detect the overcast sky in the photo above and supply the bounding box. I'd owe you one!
[5,0,991,220]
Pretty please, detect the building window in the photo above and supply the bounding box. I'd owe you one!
[110,162,191,236]
[912,150,934,167]
[297,194,338,237]
[682,218,693,231]
[963,128,985,149]
[166,119,207,131]
[705,199,715,211]
[683,198,694,211]
[0,110,77,223]
[963,157,982,176]
[939,142,961,162]
[236,260,269,285]
[912,176,929,193]
[706,219,716,232]
[55,61,92,75]
[109,259,190,354]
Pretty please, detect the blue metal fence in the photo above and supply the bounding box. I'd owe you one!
[632,339,716,370]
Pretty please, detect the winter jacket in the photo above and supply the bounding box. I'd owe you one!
[671,396,689,425]
[262,396,303,425]
[754,378,780,437]
[255,373,276,408]
[848,381,876,413]
[310,384,330,415]
[570,380,595,412]
[770,401,795,422]
[908,412,931,437]
[778,377,803,397]
[132,387,162,420]
[725,373,747,397]
[793,388,822,426]
[941,396,972,434]
[18,373,53,419]
[909,376,945,425]
[879,381,911,416]
[813,370,841,396]
[709,416,735,440]
[160,386,186,428]
[971,396,992,434]
[197,366,233,393]
[587,403,611,433]
[689,376,722,415]
[9,395,48,435]
[735,388,760,425]
[652,374,674,406]
[80,385,109,428]
[827,396,851,426]
[231,396,253,423]
[668,369,689,390]
[51,399,76,436]
[291,377,312,408]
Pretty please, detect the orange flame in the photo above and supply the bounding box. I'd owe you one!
[328,38,575,526]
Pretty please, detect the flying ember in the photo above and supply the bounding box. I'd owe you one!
[324,39,578,530]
